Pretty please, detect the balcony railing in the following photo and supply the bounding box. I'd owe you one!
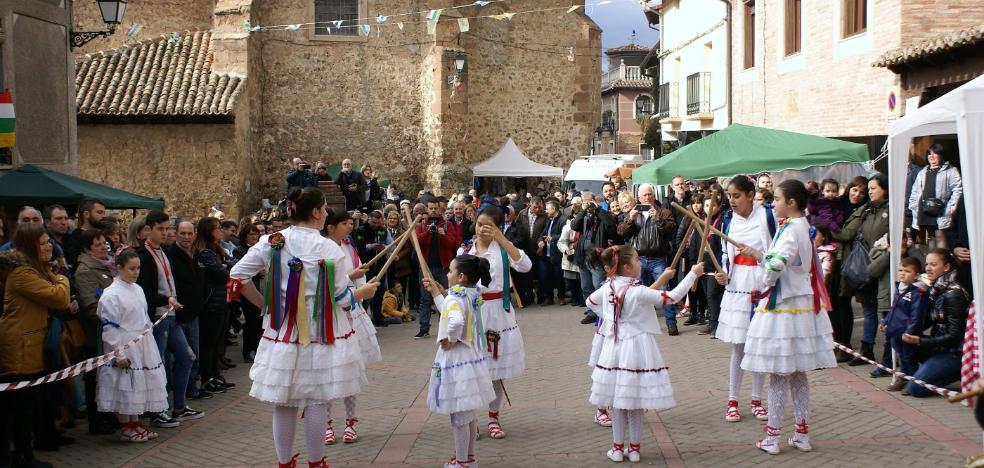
[602,64,643,87]
[657,82,679,120]
[686,72,711,115]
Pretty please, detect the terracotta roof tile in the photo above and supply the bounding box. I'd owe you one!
[75,31,244,118]
[603,79,652,92]
[606,43,650,54]
[874,24,984,68]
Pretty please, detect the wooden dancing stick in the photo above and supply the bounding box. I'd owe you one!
[362,228,412,270]
[691,220,725,274]
[671,201,742,248]
[668,221,696,272]
[402,206,434,282]
[949,387,983,403]
[370,214,423,284]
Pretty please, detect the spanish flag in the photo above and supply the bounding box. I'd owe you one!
[0,91,14,148]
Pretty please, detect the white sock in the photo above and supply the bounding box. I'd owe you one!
[611,409,627,446]
[272,406,298,463]
[728,344,745,401]
[303,404,328,462]
[751,371,765,401]
[451,413,471,462]
[489,380,505,413]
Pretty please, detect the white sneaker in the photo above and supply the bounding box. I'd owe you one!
[725,400,741,422]
[626,447,641,463]
[789,421,812,452]
[607,448,624,462]
[750,400,768,421]
[756,425,781,455]
[595,409,613,427]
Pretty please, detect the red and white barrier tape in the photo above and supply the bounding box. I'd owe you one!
[0,312,169,392]
[833,342,958,398]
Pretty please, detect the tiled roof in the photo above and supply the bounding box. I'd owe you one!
[606,43,650,54]
[873,24,984,68]
[603,79,652,92]
[75,31,244,118]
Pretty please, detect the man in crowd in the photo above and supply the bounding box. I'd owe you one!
[166,220,211,399]
[449,201,473,247]
[414,197,460,339]
[757,173,773,191]
[0,206,43,251]
[285,158,319,190]
[599,182,617,212]
[136,210,204,427]
[624,184,680,334]
[515,197,546,306]
[64,199,108,265]
[44,205,70,259]
[571,193,616,323]
[219,220,239,258]
[270,217,285,233]
[354,211,391,326]
[536,200,566,305]
[336,159,368,211]
[663,175,693,227]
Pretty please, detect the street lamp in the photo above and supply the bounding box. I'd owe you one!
[447,50,467,85]
[71,0,128,49]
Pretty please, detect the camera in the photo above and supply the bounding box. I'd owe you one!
[429,221,439,233]
[300,163,311,171]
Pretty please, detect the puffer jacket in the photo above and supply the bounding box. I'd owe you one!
[915,271,969,354]
[74,253,114,348]
[908,162,963,230]
[0,266,71,377]
[832,199,889,302]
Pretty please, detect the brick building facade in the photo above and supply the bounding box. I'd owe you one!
[72,0,601,219]
[596,44,654,158]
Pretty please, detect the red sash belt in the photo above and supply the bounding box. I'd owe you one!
[734,254,758,266]
[482,291,504,300]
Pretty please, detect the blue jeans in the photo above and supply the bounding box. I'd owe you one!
[578,263,604,305]
[154,316,194,410]
[888,336,917,376]
[906,352,961,397]
[418,265,448,334]
[178,318,200,396]
[640,256,677,326]
[861,302,879,344]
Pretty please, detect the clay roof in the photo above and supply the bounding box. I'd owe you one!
[873,24,984,68]
[75,31,244,118]
[606,43,650,54]
[603,79,652,92]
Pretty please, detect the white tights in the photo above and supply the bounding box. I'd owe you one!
[325,396,357,422]
[610,409,644,445]
[272,404,327,464]
[489,380,505,413]
[450,411,477,461]
[766,372,810,430]
[729,344,764,401]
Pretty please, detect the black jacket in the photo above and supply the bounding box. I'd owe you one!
[570,209,616,267]
[166,244,205,323]
[916,275,969,354]
[541,214,565,264]
[136,245,172,319]
[336,171,368,211]
[617,207,677,258]
[195,247,230,312]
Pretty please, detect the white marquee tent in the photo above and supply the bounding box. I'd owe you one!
[472,138,564,178]
[887,74,984,401]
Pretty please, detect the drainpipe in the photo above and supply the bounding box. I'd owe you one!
[719,0,733,126]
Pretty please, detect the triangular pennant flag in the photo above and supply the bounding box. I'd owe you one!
[457,18,470,33]
[376,15,388,24]
[567,5,581,13]
[397,22,404,30]
[473,0,492,5]
[332,20,344,28]
[490,12,515,20]
[359,24,371,36]
[427,20,438,35]
[286,24,301,31]
[0,91,15,148]
[426,9,444,21]
[126,23,143,38]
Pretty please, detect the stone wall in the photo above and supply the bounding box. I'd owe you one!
[72,0,214,55]
[77,123,244,219]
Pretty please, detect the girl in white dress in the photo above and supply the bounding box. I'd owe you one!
[587,245,703,463]
[229,188,379,468]
[467,206,531,439]
[714,176,772,422]
[97,251,169,443]
[422,255,497,468]
[740,180,836,455]
[322,211,381,445]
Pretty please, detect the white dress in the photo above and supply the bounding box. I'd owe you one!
[231,226,366,409]
[587,273,698,410]
[469,240,532,381]
[427,285,496,415]
[96,278,169,415]
[715,205,775,344]
[336,238,382,366]
[741,218,837,374]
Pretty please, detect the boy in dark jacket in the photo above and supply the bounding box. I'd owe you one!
[880,257,929,391]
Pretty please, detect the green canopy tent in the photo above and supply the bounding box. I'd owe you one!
[323,163,391,188]
[632,124,870,185]
[0,164,164,209]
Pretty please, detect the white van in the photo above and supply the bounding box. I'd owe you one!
[564,154,644,195]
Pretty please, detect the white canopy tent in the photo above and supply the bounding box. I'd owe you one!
[472,138,564,178]
[887,75,984,403]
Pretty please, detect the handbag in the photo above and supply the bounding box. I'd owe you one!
[920,197,945,218]
[840,238,871,290]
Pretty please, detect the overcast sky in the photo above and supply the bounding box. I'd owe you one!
[587,0,660,70]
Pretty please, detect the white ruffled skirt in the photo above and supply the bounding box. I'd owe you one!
[588,329,604,368]
[741,294,837,375]
[350,304,382,365]
[249,328,367,409]
[428,344,495,415]
[589,332,675,410]
[481,300,525,381]
[96,335,169,415]
[715,265,758,344]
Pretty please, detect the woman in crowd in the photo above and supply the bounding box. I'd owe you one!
[833,174,889,369]
[0,224,71,468]
[234,223,263,363]
[828,176,869,361]
[384,208,412,295]
[557,202,584,308]
[194,217,236,394]
[908,144,962,249]
[901,249,969,397]
[229,187,378,468]
[126,215,149,252]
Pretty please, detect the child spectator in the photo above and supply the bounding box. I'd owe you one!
[813,225,839,293]
[881,257,929,392]
[381,282,413,323]
[754,188,773,206]
[807,179,846,232]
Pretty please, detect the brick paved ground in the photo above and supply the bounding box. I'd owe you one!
[37,304,981,467]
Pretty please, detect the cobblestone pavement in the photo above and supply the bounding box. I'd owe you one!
[38,304,981,467]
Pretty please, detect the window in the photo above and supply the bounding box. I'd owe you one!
[640,144,653,160]
[315,0,360,36]
[635,95,653,117]
[609,141,616,153]
[784,0,801,56]
[842,0,866,38]
[743,1,756,69]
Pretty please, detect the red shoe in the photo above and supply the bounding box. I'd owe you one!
[308,456,332,468]
[278,453,299,468]
[343,418,358,443]
[324,419,335,445]
[487,412,505,439]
